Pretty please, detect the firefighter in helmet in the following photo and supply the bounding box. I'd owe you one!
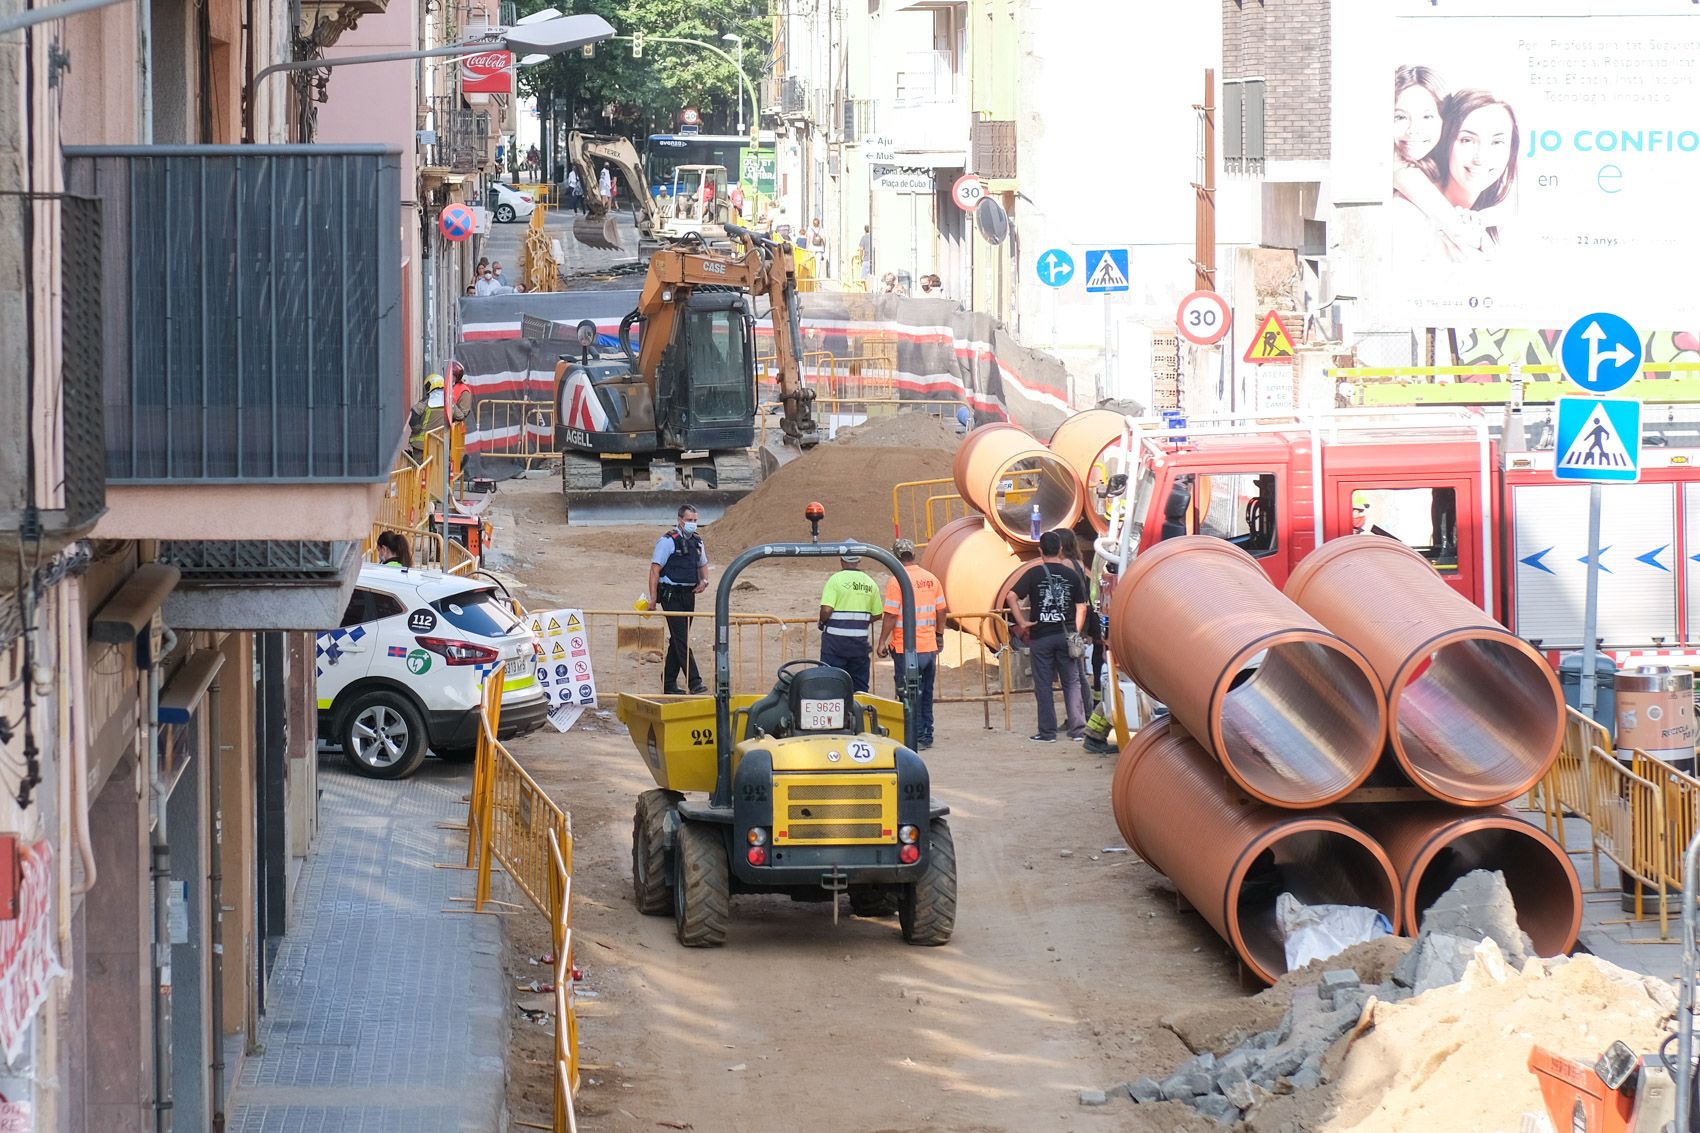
[408,362,473,464]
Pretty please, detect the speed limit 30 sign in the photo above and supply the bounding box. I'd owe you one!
[1176,290,1231,346]
[951,174,984,213]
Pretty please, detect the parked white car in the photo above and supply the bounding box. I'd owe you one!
[489,181,537,224]
[315,564,547,778]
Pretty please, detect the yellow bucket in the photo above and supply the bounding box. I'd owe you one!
[616,691,909,793]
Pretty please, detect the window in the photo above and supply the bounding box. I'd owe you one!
[1172,472,1279,556]
[1222,78,1266,175]
[340,588,408,627]
[432,589,522,638]
[1348,487,1460,570]
[684,309,752,422]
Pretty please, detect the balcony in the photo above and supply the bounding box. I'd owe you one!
[885,51,968,166]
[159,540,363,630]
[62,145,404,545]
[424,96,492,174]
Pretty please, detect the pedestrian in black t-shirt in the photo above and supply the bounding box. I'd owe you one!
[1002,530,1088,742]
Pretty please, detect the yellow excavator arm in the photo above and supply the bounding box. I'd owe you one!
[565,131,658,250]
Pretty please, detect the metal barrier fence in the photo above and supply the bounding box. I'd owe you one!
[933,614,1013,728]
[890,471,1046,549]
[547,828,579,1132]
[1633,750,1700,916]
[472,397,558,466]
[1588,746,1670,936]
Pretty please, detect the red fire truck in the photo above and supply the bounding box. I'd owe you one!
[1112,409,1700,656]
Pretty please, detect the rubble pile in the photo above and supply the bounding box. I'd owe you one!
[1088,872,1675,1131]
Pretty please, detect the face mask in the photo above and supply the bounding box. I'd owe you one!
[682,521,698,534]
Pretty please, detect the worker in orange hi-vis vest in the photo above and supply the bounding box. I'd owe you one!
[876,538,947,750]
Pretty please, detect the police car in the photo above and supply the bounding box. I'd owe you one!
[316,564,548,779]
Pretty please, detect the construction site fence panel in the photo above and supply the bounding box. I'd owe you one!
[547,829,580,1130]
[1631,749,1700,910]
[890,472,1046,550]
[1585,745,1669,938]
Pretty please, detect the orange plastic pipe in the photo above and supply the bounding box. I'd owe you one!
[1111,720,1402,985]
[1284,536,1566,807]
[1108,536,1386,807]
[919,516,1035,647]
[953,422,1084,546]
[1345,803,1581,956]
[1046,409,1127,534]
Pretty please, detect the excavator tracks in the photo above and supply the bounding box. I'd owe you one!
[560,450,762,525]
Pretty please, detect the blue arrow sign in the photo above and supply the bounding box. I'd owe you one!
[1520,548,1555,575]
[1554,397,1641,483]
[1637,545,1670,571]
[1036,248,1074,288]
[1560,312,1642,393]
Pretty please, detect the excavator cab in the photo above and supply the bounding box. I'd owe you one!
[655,292,756,452]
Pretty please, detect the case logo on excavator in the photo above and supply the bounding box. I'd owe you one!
[703,261,728,275]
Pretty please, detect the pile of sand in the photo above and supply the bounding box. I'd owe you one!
[710,420,958,552]
[831,411,962,449]
[1246,949,1675,1133]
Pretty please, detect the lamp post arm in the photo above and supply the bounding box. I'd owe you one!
[244,40,493,142]
[638,35,758,138]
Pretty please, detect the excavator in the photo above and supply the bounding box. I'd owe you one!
[550,224,817,522]
[565,131,732,253]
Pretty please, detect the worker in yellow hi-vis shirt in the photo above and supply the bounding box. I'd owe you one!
[817,552,884,693]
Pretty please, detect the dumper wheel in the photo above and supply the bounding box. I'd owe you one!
[632,789,682,916]
[899,818,956,946]
[849,888,899,918]
[674,820,729,947]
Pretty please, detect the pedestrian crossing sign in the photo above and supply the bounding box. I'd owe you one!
[1243,311,1296,364]
[1082,248,1130,293]
[1555,396,1641,483]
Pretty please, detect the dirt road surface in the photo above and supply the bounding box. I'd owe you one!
[488,475,1240,1132]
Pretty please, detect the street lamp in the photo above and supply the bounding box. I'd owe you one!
[242,12,616,141]
[722,33,745,134]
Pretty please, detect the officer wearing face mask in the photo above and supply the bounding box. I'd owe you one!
[649,504,710,695]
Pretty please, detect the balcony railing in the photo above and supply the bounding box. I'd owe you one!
[63,145,404,484]
[428,96,491,172]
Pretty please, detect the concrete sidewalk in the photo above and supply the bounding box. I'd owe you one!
[227,757,506,1132]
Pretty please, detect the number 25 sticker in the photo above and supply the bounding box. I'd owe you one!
[849,740,875,763]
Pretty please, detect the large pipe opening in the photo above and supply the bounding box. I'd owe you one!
[988,454,1083,544]
[1407,822,1581,956]
[1231,824,1400,985]
[1215,639,1387,806]
[1392,635,1565,804]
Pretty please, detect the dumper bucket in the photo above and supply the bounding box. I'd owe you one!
[617,690,910,792]
[572,214,623,250]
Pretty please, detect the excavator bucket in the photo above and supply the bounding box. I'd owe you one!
[572,213,623,251]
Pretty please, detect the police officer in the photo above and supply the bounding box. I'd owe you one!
[648,504,709,695]
[817,552,883,693]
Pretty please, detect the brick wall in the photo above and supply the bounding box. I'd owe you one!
[1221,0,1330,162]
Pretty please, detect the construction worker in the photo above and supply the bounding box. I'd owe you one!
[818,552,883,693]
[1351,491,1396,539]
[408,367,473,463]
[875,538,945,750]
[648,504,709,695]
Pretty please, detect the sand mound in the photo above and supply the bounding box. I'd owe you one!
[831,411,962,449]
[1247,951,1675,1133]
[709,436,956,553]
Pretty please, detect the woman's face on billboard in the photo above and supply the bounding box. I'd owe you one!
[1448,103,1514,200]
[1393,85,1442,161]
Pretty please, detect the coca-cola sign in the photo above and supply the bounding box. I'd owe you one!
[461,50,513,93]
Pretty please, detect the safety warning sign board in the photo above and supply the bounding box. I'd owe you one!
[1243,311,1297,364]
[533,607,598,730]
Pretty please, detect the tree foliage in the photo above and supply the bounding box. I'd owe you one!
[518,0,769,134]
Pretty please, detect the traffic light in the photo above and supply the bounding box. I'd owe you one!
[632,32,644,58]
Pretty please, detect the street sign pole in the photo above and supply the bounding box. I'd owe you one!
[1102,292,1113,402]
[1579,484,1603,719]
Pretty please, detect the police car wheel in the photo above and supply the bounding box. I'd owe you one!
[339,691,429,779]
[496,204,516,223]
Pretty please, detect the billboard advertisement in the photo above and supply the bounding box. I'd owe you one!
[461,51,513,94]
[1371,4,1700,329]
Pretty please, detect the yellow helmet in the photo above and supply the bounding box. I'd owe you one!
[425,373,445,391]
[1351,491,1369,511]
